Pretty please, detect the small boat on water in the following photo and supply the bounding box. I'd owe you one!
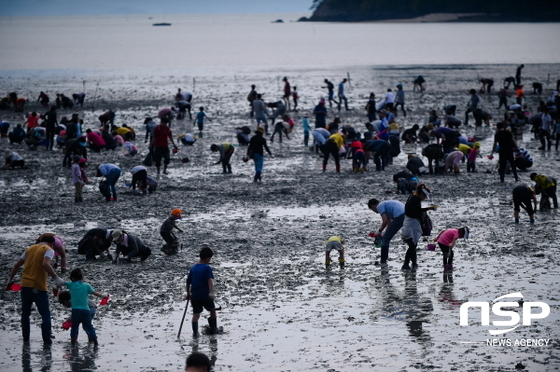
[153,23,171,26]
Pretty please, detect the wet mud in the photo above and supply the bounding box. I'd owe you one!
[0,64,559,371]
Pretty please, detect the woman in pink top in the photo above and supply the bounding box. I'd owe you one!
[434,227,469,271]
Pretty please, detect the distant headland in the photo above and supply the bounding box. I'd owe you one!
[300,0,560,22]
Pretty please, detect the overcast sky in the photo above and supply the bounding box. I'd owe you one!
[0,0,314,17]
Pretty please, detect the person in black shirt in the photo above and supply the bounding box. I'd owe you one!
[247,127,272,182]
[491,122,518,183]
[401,184,437,271]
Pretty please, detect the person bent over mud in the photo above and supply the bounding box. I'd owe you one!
[210,143,234,174]
[512,185,537,224]
[325,236,345,268]
[434,227,469,271]
[112,230,151,263]
[530,173,558,210]
[77,228,114,260]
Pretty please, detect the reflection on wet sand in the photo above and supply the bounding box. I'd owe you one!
[22,343,52,372]
[63,344,98,372]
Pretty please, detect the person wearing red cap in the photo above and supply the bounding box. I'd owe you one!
[160,209,184,255]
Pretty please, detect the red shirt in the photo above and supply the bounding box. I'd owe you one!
[153,124,172,147]
[26,115,39,128]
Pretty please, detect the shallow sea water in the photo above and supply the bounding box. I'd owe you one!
[1,12,560,372]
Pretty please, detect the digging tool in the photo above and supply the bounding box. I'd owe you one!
[177,299,190,339]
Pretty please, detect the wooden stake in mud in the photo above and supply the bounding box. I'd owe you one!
[83,80,86,94]
[347,72,351,88]
[177,299,190,339]
[193,77,196,94]
[91,82,100,112]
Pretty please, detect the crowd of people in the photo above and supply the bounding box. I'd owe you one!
[1,67,559,371]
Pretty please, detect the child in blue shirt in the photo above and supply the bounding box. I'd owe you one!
[186,246,217,337]
[193,107,211,138]
[302,115,310,147]
[64,268,107,345]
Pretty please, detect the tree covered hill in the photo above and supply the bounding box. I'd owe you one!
[306,0,560,22]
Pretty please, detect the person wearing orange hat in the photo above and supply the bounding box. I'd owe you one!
[160,209,184,255]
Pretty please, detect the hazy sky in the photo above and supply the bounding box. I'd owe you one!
[0,0,314,17]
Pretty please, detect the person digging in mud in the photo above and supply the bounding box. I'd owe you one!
[77,228,114,260]
[36,233,68,273]
[96,163,121,201]
[324,236,345,268]
[512,185,538,224]
[210,143,235,174]
[401,184,437,271]
[406,154,427,176]
[6,235,65,345]
[111,229,151,263]
[185,351,212,372]
[433,227,469,272]
[60,268,108,345]
[392,171,419,194]
[247,127,272,182]
[161,209,184,255]
[2,150,25,169]
[323,131,345,173]
[368,199,405,265]
[186,245,218,337]
[530,172,558,210]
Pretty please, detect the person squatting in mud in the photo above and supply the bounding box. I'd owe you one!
[161,209,184,255]
[111,229,152,263]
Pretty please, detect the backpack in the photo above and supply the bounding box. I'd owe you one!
[420,212,433,236]
[99,180,110,198]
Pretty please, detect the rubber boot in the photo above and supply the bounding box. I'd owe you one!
[338,258,345,268]
[192,322,199,337]
[336,164,340,173]
[71,337,77,345]
[380,245,389,264]
[227,164,232,174]
[322,164,327,172]
[208,317,217,335]
[75,197,80,203]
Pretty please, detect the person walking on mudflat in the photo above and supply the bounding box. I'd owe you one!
[247,127,272,182]
[186,246,218,337]
[323,79,338,109]
[6,235,65,345]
